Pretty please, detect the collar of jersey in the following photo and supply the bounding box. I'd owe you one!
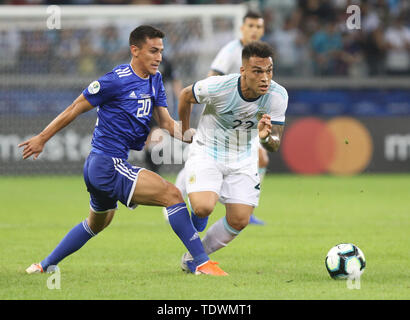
[129,63,150,80]
[237,76,261,102]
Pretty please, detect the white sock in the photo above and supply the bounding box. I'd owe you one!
[202,216,241,255]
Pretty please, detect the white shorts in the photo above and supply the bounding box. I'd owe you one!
[184,153,260,207]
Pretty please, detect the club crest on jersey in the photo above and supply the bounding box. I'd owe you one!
[88,81,100,94]
[188,174,196,185]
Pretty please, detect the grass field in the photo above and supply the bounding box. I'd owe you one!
[0,174,409,300]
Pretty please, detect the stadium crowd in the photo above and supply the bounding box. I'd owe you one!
[0,0,409,78]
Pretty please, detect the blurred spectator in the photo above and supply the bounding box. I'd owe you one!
[339,31,365,76]
[212,17,235,50]
[4,0,43,4]
[269,15,306,76]
[2,0,410,78]
[310,21,343,76]
[158,56,183,120]
[174,19,209,78]
[77,31,98,76]
[0,29,20,73]
[53,29,81,74]
[384,16,410,75]
[298,0,336,24]
[18,30,51,74]
[361,0,382,33]
[96,25,128,72]
[362,25,386,76]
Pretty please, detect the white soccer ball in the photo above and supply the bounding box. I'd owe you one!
[325,243,366,279]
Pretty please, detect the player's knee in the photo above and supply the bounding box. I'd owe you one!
[228,216,249,231]
[88,209,115,234]
[164,183,184,207]
[191,203,213,218]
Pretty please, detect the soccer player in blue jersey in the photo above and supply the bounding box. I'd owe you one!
[19,25,227,276]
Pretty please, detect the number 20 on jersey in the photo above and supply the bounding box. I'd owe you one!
[136,98,151,118]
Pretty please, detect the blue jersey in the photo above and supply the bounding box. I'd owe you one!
[82,64,168,159]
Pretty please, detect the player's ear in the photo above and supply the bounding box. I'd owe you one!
[240,65,245,76]
[130,45,140,57]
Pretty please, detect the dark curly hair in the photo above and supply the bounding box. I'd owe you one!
[242,41,274,62]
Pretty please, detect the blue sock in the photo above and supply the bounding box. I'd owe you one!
[187,197,208,232]
[41,220,96,271]
[166,202,209,266]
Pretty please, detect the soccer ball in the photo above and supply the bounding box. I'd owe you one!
[325,243,366,279]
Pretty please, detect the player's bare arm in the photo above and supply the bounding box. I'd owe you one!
[18,94,94,160]
[178,85,198,141]
[153,104,195,143]
[258,114,284,152]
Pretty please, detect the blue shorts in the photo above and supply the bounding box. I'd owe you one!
[83,150,144,213]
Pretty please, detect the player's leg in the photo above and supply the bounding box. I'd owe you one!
[32,208,116,273]
[202,171,259,254]
[129,169,226,275]
[181,203,253,269]
[188,191,219,232]
[202,203,254,255]
[249,146,268,225]
[162,166,187,223]
[181,172,257,268]
[87,208,116,233]
[27,152,118,274]
[184,155,223,232]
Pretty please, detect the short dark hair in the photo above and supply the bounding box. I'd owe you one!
[243,10,263,22]
[129,25,165,47]
[242,41,274,62]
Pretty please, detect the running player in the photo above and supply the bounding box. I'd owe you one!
[19,25,227,276]
[177,41,288,272]
[175,10,268,225]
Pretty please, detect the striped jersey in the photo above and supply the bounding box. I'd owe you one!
[82,64,167,159]
[191,74,288,164]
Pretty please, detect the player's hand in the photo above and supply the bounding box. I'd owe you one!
[18,135,46,160]
[258,114,272,139]
[182,128,196,144]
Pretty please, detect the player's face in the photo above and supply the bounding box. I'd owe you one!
[132,37,164,76]
[241,18,264,45]
[241,56,273,96]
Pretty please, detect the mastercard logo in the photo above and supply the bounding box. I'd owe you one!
[281,117,373,175]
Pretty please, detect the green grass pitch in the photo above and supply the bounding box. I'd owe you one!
[0,174,409,300]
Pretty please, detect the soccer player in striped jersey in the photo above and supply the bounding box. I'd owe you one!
[175,10,268,225]
[178,41,288,271]
[19,25,227,276]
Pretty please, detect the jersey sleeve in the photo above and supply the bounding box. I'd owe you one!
[192,77,213,104]
[269,87,288,125]
[82,72,120,107]
[209,44,233,75]
[153,73,168,107]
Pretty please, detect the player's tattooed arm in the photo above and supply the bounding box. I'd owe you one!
[178,85,198,143]
[18,94,94,159]
[258,114,284,152]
